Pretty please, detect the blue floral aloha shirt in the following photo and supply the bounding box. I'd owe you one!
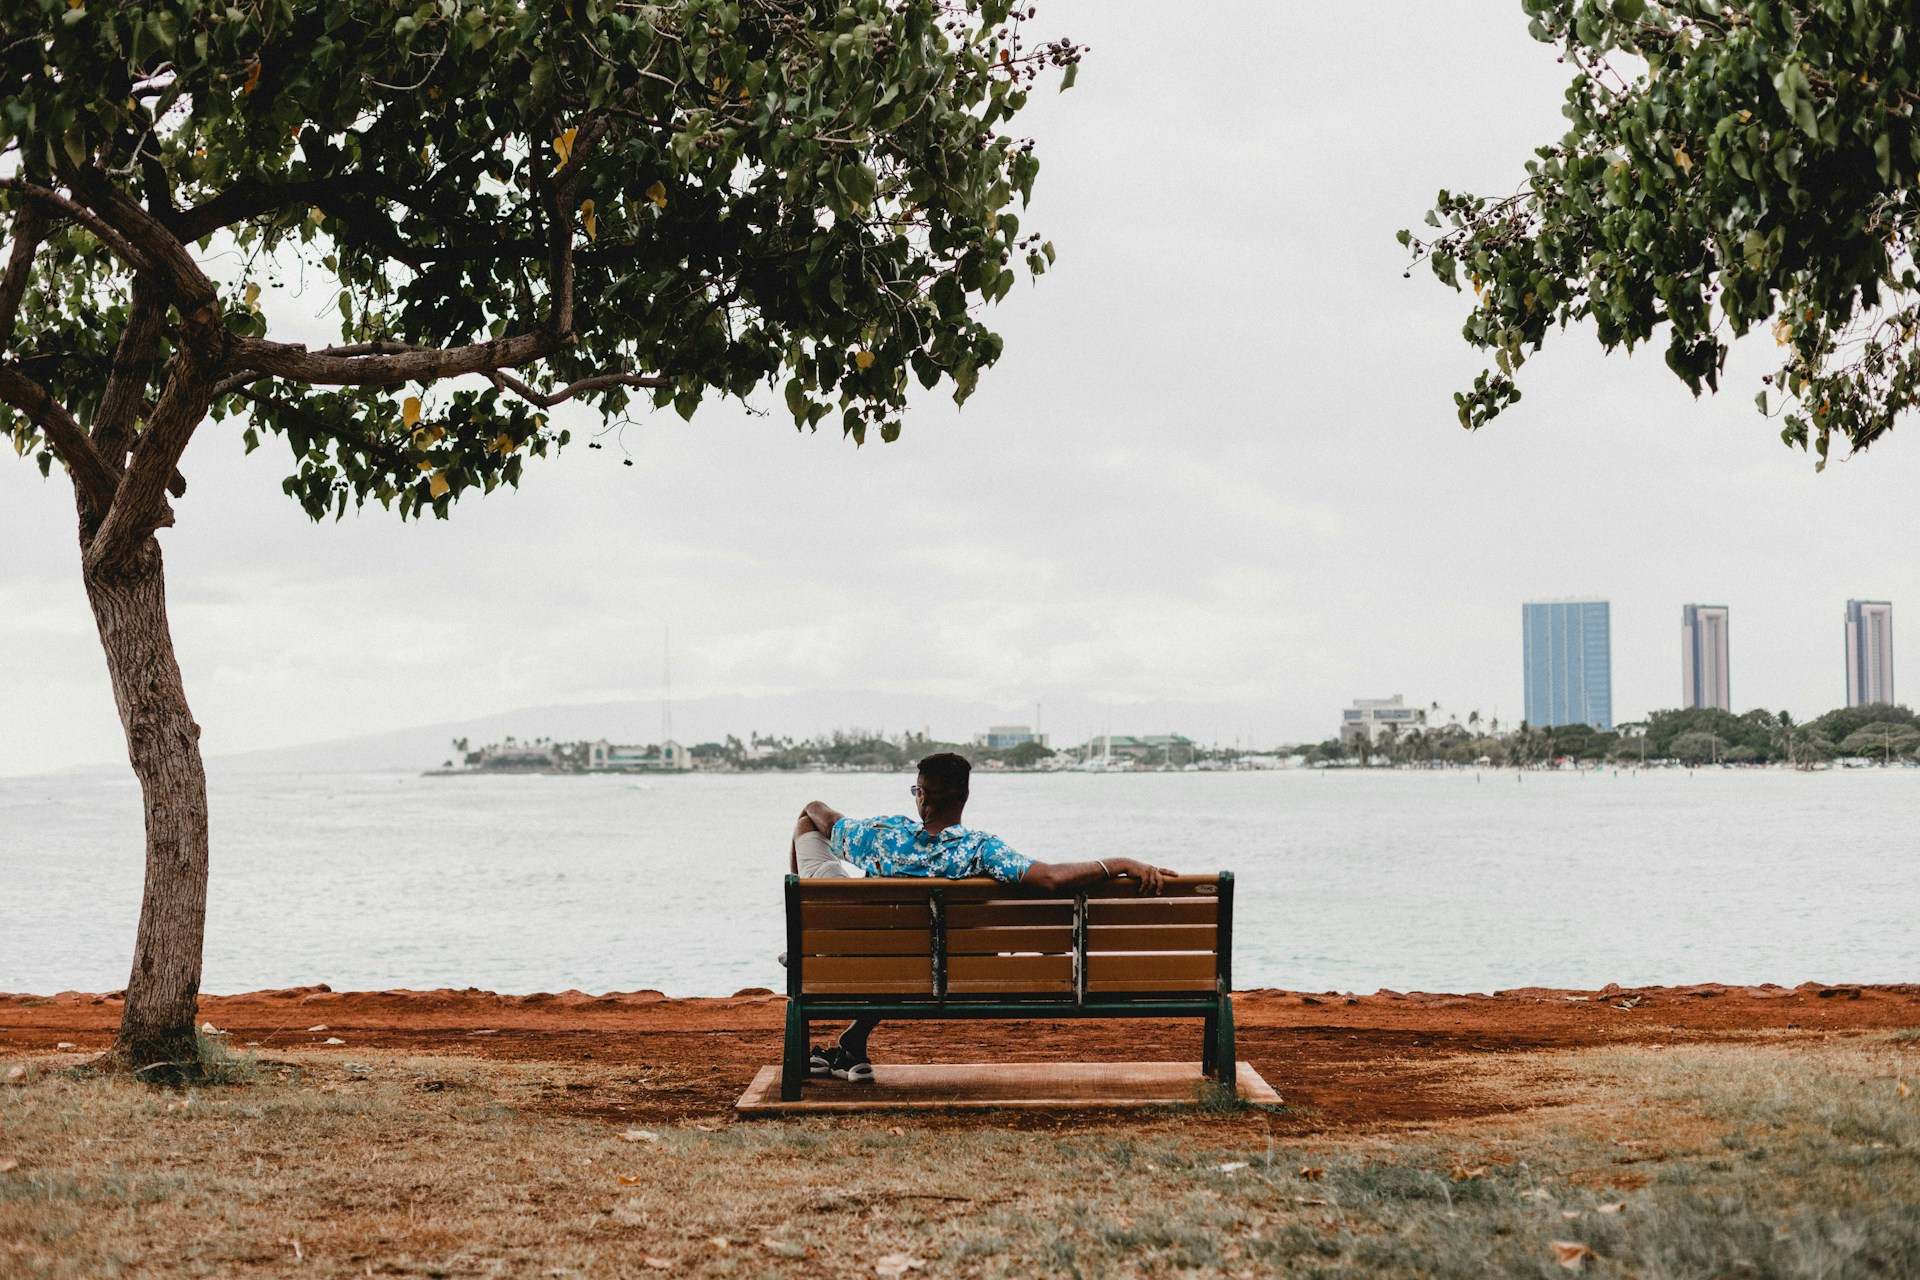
[829,814,1034,883]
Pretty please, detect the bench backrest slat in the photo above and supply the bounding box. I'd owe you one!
[802,928,932,956]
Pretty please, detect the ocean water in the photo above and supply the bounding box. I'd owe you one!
[2,766,1915,998]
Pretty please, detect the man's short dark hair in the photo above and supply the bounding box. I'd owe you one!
[917,752,971,804]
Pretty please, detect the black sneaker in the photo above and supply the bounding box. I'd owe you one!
[808,1044,833,1077]
[825,1045,874,1084]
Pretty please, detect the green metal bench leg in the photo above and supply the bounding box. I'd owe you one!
[1201,1012,1217,1074]
[780,1001,808,1101]
[1213,994,1237,1089]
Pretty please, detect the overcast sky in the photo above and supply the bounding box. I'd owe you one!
[5,2,1917,777]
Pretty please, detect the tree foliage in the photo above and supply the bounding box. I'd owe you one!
[1404,0,1920,467]
[2,0,1078,527]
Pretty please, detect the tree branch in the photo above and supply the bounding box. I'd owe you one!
[65,168,217,309]
[488,368,670,408]
[228,330,560,386]
[0,178,152,274]
[84,336,215,571]
[0,201,48,351]
[92,275,168,472]
[0,366,120,514]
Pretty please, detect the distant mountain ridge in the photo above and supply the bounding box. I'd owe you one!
[202,691,1229,775]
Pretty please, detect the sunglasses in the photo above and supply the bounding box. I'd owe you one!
[909,785,924,798]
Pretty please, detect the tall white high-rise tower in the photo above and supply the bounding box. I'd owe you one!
[1844,600,1894,707]
[1681,604,1731,711]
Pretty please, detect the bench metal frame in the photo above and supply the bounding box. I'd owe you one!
[780,871,1236,1101]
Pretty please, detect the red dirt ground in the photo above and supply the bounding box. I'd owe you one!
[6,982,1916,1129]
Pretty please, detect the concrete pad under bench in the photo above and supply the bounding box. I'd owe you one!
[736,1060,1281,1114]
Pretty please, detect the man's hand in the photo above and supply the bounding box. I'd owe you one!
[797,800,845,836]
[1107,857,1178,896]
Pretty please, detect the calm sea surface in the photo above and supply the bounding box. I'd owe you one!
[2,767,1915,997]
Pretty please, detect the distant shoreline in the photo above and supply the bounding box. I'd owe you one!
[418,760,1920,778]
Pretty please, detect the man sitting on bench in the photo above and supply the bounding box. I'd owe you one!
[789,751,1175,1083]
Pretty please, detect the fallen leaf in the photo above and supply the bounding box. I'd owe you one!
[889,1125,904,1136]
[875,1255,925,1277]
[707,1237,730,1249]
[616,1174,643,1186]
[646,180,667,209]
[761,1238,806,1258]
[1597,1202,1626,1215]
[1550,1241,1595,1271]
[469,1029,497,1036]
[692,1123,717,1132]
[0,1158,19,1172]
[1216,1161,1249,1174]
[621,1129,659,1143]
[1561,1209,1582,1219]
[1899,1081,1911,1098]
[55,1042,75,1050]
[4,1065,23,1082]
[642,1259,672,1271]
[1449,1162,1488,1181]
[307,1025,327,1033]
[1297,1165,1325,1181]
[1520,1187,1554,1202]
[1291,1196,1330,1206]
[323,1037,346,1045]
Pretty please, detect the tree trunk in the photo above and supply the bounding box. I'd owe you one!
[81,531,210,1071]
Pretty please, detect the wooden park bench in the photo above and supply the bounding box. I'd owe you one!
[780,872,1236,1101]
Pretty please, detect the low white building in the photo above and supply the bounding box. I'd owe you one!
[1339,696,1426,746]
[977,725,1049,750]
[586,739,690,771]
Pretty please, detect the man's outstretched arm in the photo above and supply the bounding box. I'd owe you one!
[1021,857,1176,895]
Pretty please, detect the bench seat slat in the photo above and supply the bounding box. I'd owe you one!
[1085,952,1216,991]
[948,953,1073,992]
[802,928,932,956]
[800,955,931,994]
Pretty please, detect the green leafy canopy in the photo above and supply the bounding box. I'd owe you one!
[1403,0,1920,468]
[1,0,1078,521]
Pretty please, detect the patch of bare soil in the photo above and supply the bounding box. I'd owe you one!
[4,982,1915,1129]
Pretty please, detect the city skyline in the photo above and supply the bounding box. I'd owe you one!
[1683,604,1732,712]
[1523,600,1615,732]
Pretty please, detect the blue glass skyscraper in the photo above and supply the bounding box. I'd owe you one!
[1522,600,1613,730]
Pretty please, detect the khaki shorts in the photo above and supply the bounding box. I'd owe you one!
[795,830,863,878]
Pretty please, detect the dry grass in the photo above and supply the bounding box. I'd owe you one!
[1,1036,1916,1278]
